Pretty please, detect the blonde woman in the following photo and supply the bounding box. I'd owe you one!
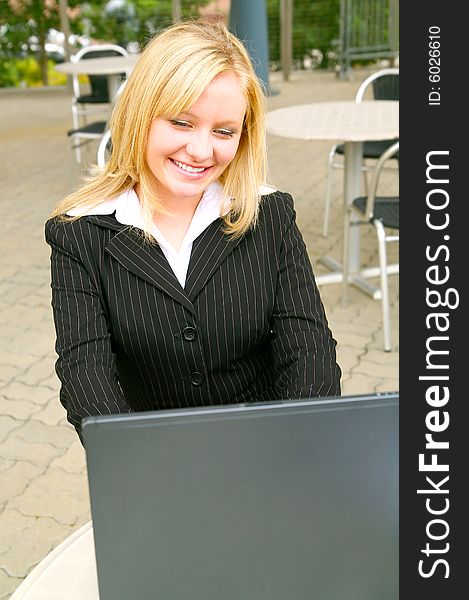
[45,19,341,441]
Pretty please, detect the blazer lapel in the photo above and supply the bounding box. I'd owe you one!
[185,219,245,301]
[87,215,196,316]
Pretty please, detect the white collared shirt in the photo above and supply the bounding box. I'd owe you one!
[68,182,229,288]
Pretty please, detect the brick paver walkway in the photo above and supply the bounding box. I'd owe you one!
[0,68,398,598]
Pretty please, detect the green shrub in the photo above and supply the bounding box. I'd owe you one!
[16,56,42,86]
[0,57,67,87]
[0,60,19,87]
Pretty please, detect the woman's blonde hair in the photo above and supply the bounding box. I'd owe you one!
[52,19,268,238]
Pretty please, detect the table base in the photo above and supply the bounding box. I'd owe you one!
[316,255,399,300]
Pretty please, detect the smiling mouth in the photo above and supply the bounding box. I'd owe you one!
[170,158,211,174]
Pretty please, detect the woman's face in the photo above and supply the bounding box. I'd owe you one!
[145,71,247,208]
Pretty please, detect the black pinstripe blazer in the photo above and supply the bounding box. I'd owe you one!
[45,190,341,438]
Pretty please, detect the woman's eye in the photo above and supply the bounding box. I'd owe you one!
[170,119,191,128]
[215,129,235,137]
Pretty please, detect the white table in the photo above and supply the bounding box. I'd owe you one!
[55,54,140,101]
[266,100,399,295]
[10,522,99,599]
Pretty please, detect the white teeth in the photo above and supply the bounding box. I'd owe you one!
[173,159,206,173]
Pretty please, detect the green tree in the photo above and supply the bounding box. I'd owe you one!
[0,1,211,87]
[267,0,340,68]
[80,1,211,50]
[0,0,81,85]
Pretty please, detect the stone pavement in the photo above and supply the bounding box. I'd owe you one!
[0,68,398,598]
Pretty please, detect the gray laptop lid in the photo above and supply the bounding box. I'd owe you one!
[82,392,399,600]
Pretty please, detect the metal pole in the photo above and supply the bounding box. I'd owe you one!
[229,0,272,93]
[58,0,73,91]
[58,0,72,60]
[172,0,182,22]
[338,0,346,79]
[388,0,399,62]
[338,0,352,80]
[280,0,292,82]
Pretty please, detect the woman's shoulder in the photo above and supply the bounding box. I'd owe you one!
[260,185,294,205]
[45,214,81,238]
[45,215,92,256]
[258,186,295,222]
[45,213,93,238]
[44,213,118,256]
[45,195,124,241]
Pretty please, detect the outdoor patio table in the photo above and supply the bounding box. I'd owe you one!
[266,100,399,296]
[55,54,140,101]
[10,521,98,599]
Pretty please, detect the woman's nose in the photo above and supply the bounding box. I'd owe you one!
[186,132,213,162]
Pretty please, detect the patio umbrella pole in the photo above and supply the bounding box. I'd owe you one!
[229,0,275,95]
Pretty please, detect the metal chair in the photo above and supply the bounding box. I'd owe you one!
[323,67,399,237]
[67,120,108,165]
[71,44,128,128]
[69,44,128,163]
[96,129,113,167]
[342,141,399,352]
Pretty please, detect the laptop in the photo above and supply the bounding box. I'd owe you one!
[82,391,399,600]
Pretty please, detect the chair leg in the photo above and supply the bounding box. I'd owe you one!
[362,167,369,196]
[341,208,351,308]
[74,143,82,164]
[375,219,392,352]
[71,103,82,164]
[323,145,339,238]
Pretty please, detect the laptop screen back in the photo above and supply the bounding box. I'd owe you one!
[82,392,399,600]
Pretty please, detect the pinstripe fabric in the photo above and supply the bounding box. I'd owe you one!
[45,191,341,439]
